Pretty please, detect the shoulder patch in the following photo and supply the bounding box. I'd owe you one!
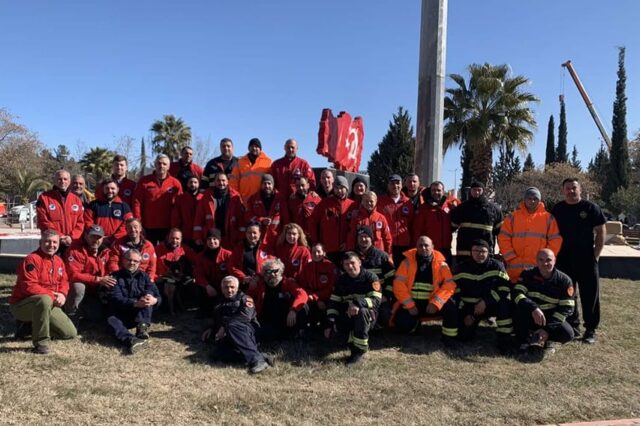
[567,286,575,297]
[245,297,255,308]
[26,263,36,272]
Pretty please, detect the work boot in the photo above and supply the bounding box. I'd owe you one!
[128,337,148,355]
[261,352,275,367]
[582,329,597,345]
[136,323,151,340]
[249,360,271,374]
[346,348,366,367]
[32,345,50,355]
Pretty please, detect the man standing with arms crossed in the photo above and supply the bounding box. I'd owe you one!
[551,178,606,344]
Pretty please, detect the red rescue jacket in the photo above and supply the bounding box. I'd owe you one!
[171,191,204,242]
[378,193,414,247]
[193,187,245,249]
[308,195,355,253]
[287,191,321,237]
[132,174,183,229]
[194,247,233,291]
[244,191,289,249]
[298,258,337,302]
[271,156,316,198]
[10,249,69,304]
[65,241,110,290]
[247,276,308,317]
[36,189,85,240]
[413,196,460,250]
[347,207,393,256]
[107,237,157,281]
[274,243,311,279]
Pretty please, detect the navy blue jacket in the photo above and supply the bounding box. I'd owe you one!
[110,268,161,310]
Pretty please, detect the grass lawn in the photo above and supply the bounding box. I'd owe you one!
[0,274,638,425]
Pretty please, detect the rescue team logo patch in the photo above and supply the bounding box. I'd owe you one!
[124,189,132,196]
[49,204,56,211]
[293,168,302,178]
[26,264,36,272]
[205,214,213,220]
[113,209,122,217]
[308,202,316,208]
[444,207,450,213]
[292,259,300,266]
[376,221,383,229]
[402,206,409,214]
[579,211,588,219]
[319,274,328,284]
[142,253,150,260]
[245,297,254,308]
[260,251,268,259]
[372,281,382,291]
[567,286,575,297]
[168,187,175,193]
[68,256,74,262]
[220,263,227,271]
[58,267,64,275]
[72,204,80,212]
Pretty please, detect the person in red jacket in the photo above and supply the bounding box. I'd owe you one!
[317,169,335,199]
[132,154,183,245]
[271,138,316,199]
[287,176,321,238]
[107,218,157,281]
[402,174,426,210]
[171,175,204,249]
[84,178,133,246]
[193,172,245,250]
[36,169,85,249]
[413,181,460,265]
[308,176,354,265]
[169,145,204,191]
[155,228,198,315]
[298,242,337,332]
[246,258,308,341]
[194,228,233,317]
[244,174,289,249]
[274,223,311,279]
[347,191,393,257]
[378,174,415,266]
[9,230,77,354]
[228,224,272,289]
[64,225,115,324]
[96,154,137,207]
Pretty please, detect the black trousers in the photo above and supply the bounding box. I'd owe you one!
[212,320,264,367]
[456,297,512,343]
[513,304,574,344]
[333,307,376,352]
[394,298,457,338]
[557,255,600,331]
[259,308,307,342]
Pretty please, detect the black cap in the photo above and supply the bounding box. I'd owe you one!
[471,239,490,250]
[87,224,105,237]
[356,225,374,240]
[470,181,485,189]
[248,138,262,149]
[207,228,222,240]
[388,174,402,182]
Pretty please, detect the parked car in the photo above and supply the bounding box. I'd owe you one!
[6,201,37,225]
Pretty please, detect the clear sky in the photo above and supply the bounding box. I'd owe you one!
[2,1,639,189]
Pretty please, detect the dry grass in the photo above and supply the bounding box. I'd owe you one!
[0,274,639,425]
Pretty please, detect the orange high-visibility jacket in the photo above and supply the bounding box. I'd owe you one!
[392,248,455,314]
[497,201,562,282]
[229,152,272,202]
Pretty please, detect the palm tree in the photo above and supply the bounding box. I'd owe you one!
[79,147,115,185]
[2,170,51,203]
[444,63,538,188]
[150,114,192,161]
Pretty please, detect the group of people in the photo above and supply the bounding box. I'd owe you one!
[9,136,606,374]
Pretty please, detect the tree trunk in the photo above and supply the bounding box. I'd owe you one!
[470,141,493,187]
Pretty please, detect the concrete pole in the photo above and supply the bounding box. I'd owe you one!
[415,0,448,186]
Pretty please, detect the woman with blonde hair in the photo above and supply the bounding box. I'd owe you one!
[275,223,311,279]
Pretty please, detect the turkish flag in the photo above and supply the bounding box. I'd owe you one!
[317,109,364,172]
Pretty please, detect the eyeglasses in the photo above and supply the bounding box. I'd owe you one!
[471,249,489,254]
[125,258,141,263]
[263,269,280,274]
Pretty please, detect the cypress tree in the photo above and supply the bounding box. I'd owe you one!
[606,46,630,196]
[557,97,568,163]
[139,137,147,179]
[570,146,582,171]
[523,153,535,172]
[545,115,556,166]
[366,107,415,193]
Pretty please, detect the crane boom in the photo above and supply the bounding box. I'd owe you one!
[561,60,612,151]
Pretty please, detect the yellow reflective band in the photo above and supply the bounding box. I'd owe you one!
[496,327,513,334]
[559,299,575,306]
[454,270,508,282]
[553,312,566,322]
[458,222,494,232]
[413,282,433,291]
[497,286,511,293]
[461,297,481,303]
[538,303,556,310]
[491,290,500,302]
[330,294,343,302]
[368,268,382,275]
[511,231,547,239]
[395,275,408,283]
[411,292,430,300]
[385,285,394,292]
[327,309,339,316]
[496,319,512,326]
[514,284,528,293]
[456,250,471,256]
[514,294,527,304]
[442,327,458,337]
[494,221,504,229]
[433,295,445,305]
[364,298,373,308]
[367,291,382,299]
[528,291,559,304]
[401,298,413,306]
[384,270,396,279]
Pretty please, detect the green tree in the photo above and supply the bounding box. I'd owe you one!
[444,63,538,187]
[570,146,582,171]
[556,96,568,162]
[523,153,535,172]
[545,115,555,166]
[150,114,192,160]
[139,137,148,179]
[79,147,116,185]
[492,144,522,187]
[1,170,51,203]
[588,146,610,192]
[460,142,473,194]
[366,107,415,193]
[605,46,630,199]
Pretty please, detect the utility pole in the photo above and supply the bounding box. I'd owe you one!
[414,0,448,185]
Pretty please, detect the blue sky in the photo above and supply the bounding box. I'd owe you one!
[2,1,639,189]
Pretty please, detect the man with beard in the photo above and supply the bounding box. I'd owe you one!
[230,138,272,202]
[202,138,238,187]
[452,240,513,353]
[354,226,395,328]
[194,229,233,317]
[194,172,245,250]
[228,224,271,289]
[287,176,321,237]
[155,229,198,315]
[244,174,288,249]
[85,178,133,246]
[271,138,316,198]
[451,181,503,264]
[71,174,93,208]
[96,155,137,207]
[309,176,355,265]
[64,225,115,325]
[247,259,308,341]
[108,249,161,355]
[347,191,393,256]
[169,145,204,191]
[132,154,183,245]
[414,181,460,265]
[171,175,204,249]
[202,276,272,374]
[325,252,381,366]
[316,169,335,199]
[107,218,157,282]
[36,169,85,249]
[391,236,457,346]
[378,174,415,266]
[402,174,425,209]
